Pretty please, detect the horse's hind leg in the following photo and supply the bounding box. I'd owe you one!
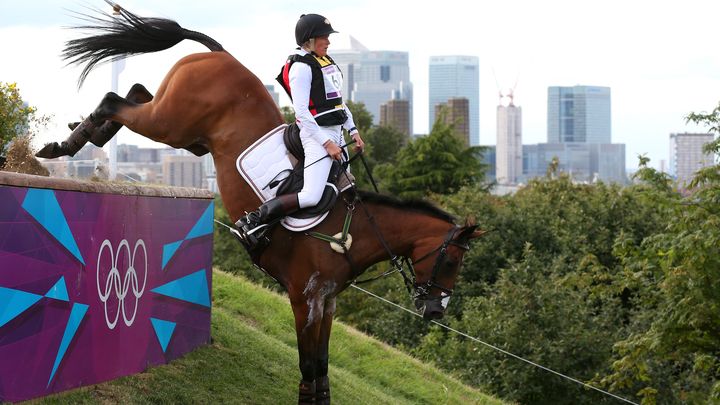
[72,84,153,147]
[36,84,153,159]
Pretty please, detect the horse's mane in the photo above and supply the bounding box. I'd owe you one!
[354,189,456,224]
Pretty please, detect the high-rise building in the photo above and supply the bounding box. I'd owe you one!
[434,98,470,145]
[162,155,203,188]
[429,55,479,145]
[523,143,626,184]
[496,96,522,184]
[379,99,410,136]
[547,85,611,144]
[669,132,715,185]
[331,36,413,132]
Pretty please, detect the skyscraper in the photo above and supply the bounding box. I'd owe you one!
[380,99,411,136]
[435,97,470,146]
[496,96,522,184]
[429,56,479,145]
[669,132,715,185]
[547,85,611,143]
[331,36,413,131]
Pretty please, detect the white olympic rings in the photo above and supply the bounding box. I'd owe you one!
[96,239,148,329]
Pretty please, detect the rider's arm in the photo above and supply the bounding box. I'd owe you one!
[341,104,359,137]
[341,103,364,151]
[288,62,332,146]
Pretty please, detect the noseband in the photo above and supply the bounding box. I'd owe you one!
[405,226,470,301]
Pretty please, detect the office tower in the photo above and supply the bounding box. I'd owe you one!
[523,143,626,184]
[162,155,203,188]
[331,36,413,132]
[669,132,715,185]
[380,99,411,136]
[547,85,611,143]
[429,55,479,145]
[496,95,522,184]
[434,97,470,146]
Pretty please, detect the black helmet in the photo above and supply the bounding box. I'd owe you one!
[295,14,338,46]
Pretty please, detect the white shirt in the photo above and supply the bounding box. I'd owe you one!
[288,49,358,147]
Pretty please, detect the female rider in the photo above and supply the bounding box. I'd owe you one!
[236,14,365,244]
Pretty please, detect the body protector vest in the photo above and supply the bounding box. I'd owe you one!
[276,53,348,127]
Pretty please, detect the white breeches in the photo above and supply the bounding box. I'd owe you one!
[298,137,332,208]
[297,124,345,208]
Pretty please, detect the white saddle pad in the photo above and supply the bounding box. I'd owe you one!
[236,124,329,232]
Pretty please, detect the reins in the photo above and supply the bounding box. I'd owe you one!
[309,150,461,300]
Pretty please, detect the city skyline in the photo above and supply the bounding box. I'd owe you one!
[1,0,719,170]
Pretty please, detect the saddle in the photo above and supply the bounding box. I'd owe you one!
[236,124,354,232]
[276,123,345,219]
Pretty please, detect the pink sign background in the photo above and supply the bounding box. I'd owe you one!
[0,182,214,402]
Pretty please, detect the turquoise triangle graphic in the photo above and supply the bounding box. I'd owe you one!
[150,318,176,353]
[185,202,214,240]
[151,269,211,307]
[22,188,85,265]
[45,276,69,302]
[161,240,183,270]
[48,303,88,386]
[0,286,43,327]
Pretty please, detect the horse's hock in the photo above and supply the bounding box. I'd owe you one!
[0,171,215,402]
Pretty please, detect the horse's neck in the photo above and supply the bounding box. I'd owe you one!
[362,203,453,264]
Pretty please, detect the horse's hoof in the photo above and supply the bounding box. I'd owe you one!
[35,142,64,159]
[298,380,315,405]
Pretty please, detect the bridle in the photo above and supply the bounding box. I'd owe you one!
[406,225,470,301]
[350,213,470,302]
[334,161,471,304]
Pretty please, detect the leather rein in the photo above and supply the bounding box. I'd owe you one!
[307,153,469,302]
[349,191,469,302]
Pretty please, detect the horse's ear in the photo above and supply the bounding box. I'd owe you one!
[457,223,487,241]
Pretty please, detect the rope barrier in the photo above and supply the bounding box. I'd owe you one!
[350,284,639,405]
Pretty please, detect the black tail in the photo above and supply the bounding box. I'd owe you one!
[63,1,224,88]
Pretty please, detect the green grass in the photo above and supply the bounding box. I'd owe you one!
[30,270,504,405]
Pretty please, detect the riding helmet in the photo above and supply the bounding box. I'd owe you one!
[295,14,338,46]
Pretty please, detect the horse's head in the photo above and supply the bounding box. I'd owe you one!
[410,221,484,321]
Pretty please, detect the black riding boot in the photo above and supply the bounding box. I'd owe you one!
[234,194,299,246]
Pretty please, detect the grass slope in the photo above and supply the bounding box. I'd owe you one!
[31,270,504,405]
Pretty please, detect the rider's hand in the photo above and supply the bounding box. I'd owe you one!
[351,132,365,152]
[324,140,343,161]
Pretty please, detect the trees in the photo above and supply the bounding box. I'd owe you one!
[407,172,671,403]
[375,119,487,198]
[0,82,48,157]
[601,103,720,404]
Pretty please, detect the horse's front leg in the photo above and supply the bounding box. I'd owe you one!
[291,292,325,405]
[314,296,336,405]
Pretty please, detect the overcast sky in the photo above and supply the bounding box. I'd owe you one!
[1,0,719,170]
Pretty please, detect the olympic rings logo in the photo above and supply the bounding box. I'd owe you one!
[96,239,148,329]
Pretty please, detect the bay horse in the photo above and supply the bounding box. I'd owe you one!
[37,4,484,404]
